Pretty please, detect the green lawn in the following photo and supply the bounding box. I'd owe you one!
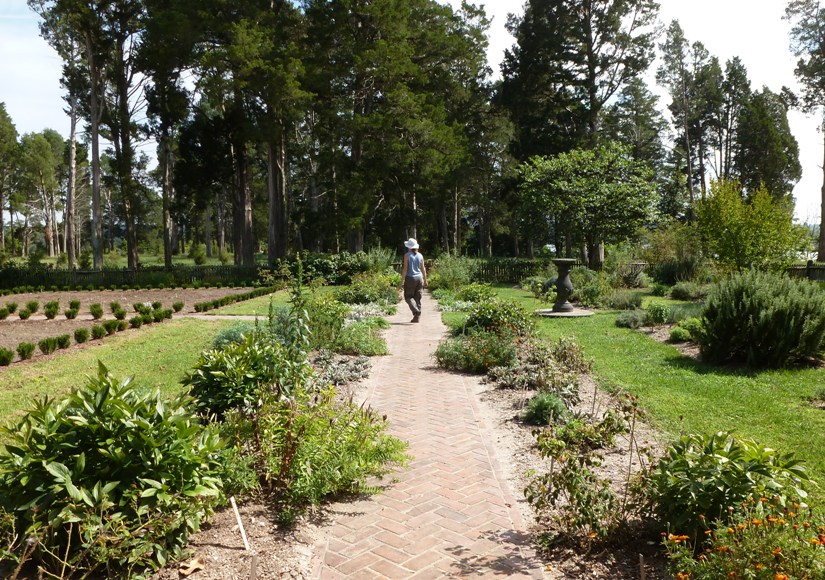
[0,318,229,417]
[207,286,337,315]
[450,286,825,498]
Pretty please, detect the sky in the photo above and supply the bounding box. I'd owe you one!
[0,0,821,223]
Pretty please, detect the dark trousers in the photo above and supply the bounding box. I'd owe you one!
[403,276,423,315]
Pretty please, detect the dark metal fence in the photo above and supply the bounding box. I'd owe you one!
[786,260,825,282]
[471,259,556,283]
[0,265,260,290]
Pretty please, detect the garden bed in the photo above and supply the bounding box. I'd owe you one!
[0,287,259,360]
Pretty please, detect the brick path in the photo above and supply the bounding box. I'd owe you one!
[313,292,544,579]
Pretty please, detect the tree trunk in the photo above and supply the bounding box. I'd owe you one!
[161,129,174,267]
[819,132,825,262]
[205,201,212,257]
[66,92,77,268]
[85,32,103,270]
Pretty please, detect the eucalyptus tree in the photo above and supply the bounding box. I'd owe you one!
[0,104,20,255]
[786,0,825,260]
[18,130,65,256]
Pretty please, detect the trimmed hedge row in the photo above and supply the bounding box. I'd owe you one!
[193,286,277,312]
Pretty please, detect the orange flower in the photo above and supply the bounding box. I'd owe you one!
[772,547,782,556]
[760,497,768,502]
[668,534,690,543]
[775,574,789,580]
[810,538,821,546]
[675,574,690,580]
[727,527,736,535]
[728,572,736,579]
[737,524,747,531]
[752,519,762,525]
[755,564,764,570]
[716,546,730,552]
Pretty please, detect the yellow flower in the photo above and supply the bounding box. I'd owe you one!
[675,574,690,580]
[755,564,764,570]
[727,527,736,535]
[775,574,789,580]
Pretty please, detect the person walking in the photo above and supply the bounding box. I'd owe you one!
[400,238,427,323]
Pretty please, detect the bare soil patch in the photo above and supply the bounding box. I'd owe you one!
[0,288,254,361]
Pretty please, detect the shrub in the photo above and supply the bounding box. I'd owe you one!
[455,282,495,303]
[644,432,812,541]
[173,301,184,312]
[664,499,825,579]
[615,309,647,329]
[129,315,144,328]
[463,299,533,336]
[113,308,126,320]
[334,272,397,305]
[5,301,17,313]
[109,300,121,312]
[672,317,703,341]
[69,299,81,310]
[669,326,692,342]
[697,270,825,368]
[645,302,671,325]
[91,324,106,339]
[16,342,35,360]
[89,303,104,319]
[333,319,389,356]
[117,320,128,331]
[74,328,89,343]
[570,267,613,307]
[189,242,207,265]
[43,301,59,319]
[0,307,7,320]
[38,337,58,354]
[428,253,476,290]
[56,334,71,349]
[18,308,31,320]
[0,364,224,576]
[0,348,13,366]
[305,295,348,350]
[313,350,372,386]
[213,321,257,350]
[434,329,518,373]
[25,300,39,313]
[64,308,78,319]
[607,290,642,310]
[103,319,119,335]
[523,392,568,426]
[650,282,669,297]
[152,301,162,310]
[182,334,290,418]
[669,281,707,301]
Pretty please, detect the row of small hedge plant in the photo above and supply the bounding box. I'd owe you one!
[193,286,276,312]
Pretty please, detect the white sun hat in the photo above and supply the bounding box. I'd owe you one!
[404,238,419,249]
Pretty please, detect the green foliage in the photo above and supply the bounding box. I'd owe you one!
[38,337,58,355]
[91,324,106,340]
[333,319,389,356]
[669,326,692,342]
[644,432,813,540]
[189,243,207,265]
[103,319,119,335]
[697,270,825,368]
[257,385,409,522]
[642,222,704,285]
[305,295,348,350]
[615,309,647,329]
[182,333,289,418]
[455,282,495,303]
[16,342,35,360]
[0,307,7,320]
[695,180,809,271]
[64,308,78,319]
[523,392,568,426]
[428,253,476,290]
[43,300,59,319]
[646,302,671,325]
[5,302,17,313]
[665,499,825,580]
[570,267,613,307]
[17,308,31,320]
[312,350,372,386]
[463,299,533,336]
[25,300,38,313]
[74,328,89,344]
[213,321,257,350]
[129,315,143,329]
[651,282,669,296]
[56,334,71,349]
[435,329,519,374]
[670,281,708,301]
[173,301,184,312]
[333,271,397,306]
[0,348,13,366]
[607,290,642,310]
[89,303,103,319]
[0,364,223,576]
[69,299,80,310]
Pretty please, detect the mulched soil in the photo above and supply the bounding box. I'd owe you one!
[0,288,254,362]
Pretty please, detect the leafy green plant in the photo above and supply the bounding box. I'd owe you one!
[607,290,643,310]
[571,267,613,307]
[435,328,518,373]
[113,308,126,320]
[5,302,17,313]
[313,350,372,386]
[103,319,119,335]
[117,320,128,331]
[64,308,78,319]
[38,337,58,355]
[152,301,162,310]
[16,342,34,360]
[651,282,669,297]
[91,324,106,339]
[17,309,30,320]
[182,334,289,418]
[0,307,7,320]
[333,271,397,306]
[69,299,81,310]
[43,301,59,319]
[669,326,692,342]
[615,309,647,329]
[644,432,813,541]
[697,270,825,368]
[646,302,671,325]
[213,321,257,350]
[523,392,568,425]
[305,295,348,349]
[0,348,13,366]
[455,282,495,303]
[665,499,825,579]
[173,301,184,312]
[109,300,121,313]
[89,303,103,319]
[56,334,71,349]
[463,298,533,336]
[669,281,707,301]
[333,319,389,356]
[25,300,38,313]
[0,364,224,576]
[428,253,476,290]
[129,315,143,328]
[74,328,89,343]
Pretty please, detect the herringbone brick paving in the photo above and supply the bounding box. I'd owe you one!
[313,292,544,578]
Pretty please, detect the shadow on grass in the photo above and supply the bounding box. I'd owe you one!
[661,352,758,379]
